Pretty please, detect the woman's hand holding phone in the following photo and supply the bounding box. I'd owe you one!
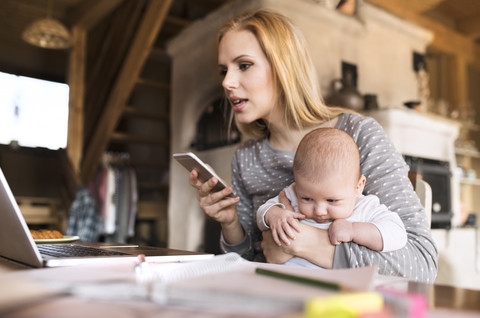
[190,169,243,244]
[174,152,243,244]
[188,168,238,223]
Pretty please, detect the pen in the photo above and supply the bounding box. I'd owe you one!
[255,267,342,291]
[135,254,150,275]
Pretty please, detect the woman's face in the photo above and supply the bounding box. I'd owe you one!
[218,30,279,125]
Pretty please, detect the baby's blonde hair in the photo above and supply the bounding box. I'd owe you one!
[218,9,348,139]
[294,128,360,184]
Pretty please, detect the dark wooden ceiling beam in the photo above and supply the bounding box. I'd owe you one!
[366,0,480,63]
[65,0,128,185]
[457,15,480,40]
[366,0,479,116]
[83,0,145,146]
[166,15,190,29]
[394,0,446,13]
[68,0,125,30]
[81,0,174,185]
[66,26,86,185]
[182,0,230,10]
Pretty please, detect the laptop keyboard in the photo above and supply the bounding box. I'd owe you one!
[37,244,130,258]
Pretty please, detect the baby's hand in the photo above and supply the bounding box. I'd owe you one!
[328,219,353,245]
[265,206,305,246]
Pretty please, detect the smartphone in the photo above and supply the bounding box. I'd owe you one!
[173,152,233,196]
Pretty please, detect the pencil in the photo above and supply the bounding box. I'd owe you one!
[255,267,342,291]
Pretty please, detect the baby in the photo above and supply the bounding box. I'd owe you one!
[257,127,407,268]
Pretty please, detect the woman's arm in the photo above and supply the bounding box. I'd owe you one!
[337,114,438,283]
[284,223,336,268]
[191,166,258,260]
[262,223,335,268]
[261,191,336,268]
[261,230,292,264]
[218,151,260,260]
[189,169,243,244]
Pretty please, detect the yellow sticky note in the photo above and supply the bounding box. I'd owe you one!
[305,292,384,318]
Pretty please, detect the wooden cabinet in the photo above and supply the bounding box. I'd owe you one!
[17,196,66,232]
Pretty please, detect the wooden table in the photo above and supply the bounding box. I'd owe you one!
[0,256,30,271]
[1,255,479,317]
[408,281,480,312]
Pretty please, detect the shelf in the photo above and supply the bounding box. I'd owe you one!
[460,178,480,186]
[459,122,480,132]
[137,201,167,220]
[136,78,170,90]
[122,106,169,121]
[137,182,169,191]
[109,132,169,146]
[455,147,480,158]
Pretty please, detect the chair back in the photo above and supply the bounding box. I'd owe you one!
[414,178,432,227]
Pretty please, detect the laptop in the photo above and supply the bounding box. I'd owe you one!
[0,167,213,267]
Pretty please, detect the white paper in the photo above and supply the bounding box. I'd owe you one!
[1,253,378,316]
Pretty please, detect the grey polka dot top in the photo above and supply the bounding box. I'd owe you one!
[220,113,438,283]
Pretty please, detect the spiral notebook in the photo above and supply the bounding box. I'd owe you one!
[0,167,213,267]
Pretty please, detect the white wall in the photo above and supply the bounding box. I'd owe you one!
[167,0,260,251]
[265,0,432,107]
[432,228,480,290]
[167,0,433,251]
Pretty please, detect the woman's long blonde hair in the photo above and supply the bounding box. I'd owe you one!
[218,9,346,139]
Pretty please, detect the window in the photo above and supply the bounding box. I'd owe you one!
[0,72,69,150]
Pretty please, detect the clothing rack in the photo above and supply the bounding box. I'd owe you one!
[71,151,138,243]
[102,151,131,165]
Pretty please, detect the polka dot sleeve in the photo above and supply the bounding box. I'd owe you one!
[220,138,296,262]
[334,113,438,283]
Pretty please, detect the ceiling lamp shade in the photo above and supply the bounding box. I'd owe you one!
[22,17,71,49]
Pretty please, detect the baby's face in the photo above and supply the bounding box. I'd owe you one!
[294,171,364,223]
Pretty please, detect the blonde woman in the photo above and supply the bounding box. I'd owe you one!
[189,9,437,283]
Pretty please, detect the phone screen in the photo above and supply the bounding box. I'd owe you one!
[173,152,232,195]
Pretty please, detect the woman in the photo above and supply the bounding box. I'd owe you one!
[189,9,438,283]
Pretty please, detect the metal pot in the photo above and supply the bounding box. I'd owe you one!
[330,74,364,111]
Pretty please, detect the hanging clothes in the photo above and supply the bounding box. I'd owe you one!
[103,166,117,235]
[66,186,102,242]
[88,152,138,243]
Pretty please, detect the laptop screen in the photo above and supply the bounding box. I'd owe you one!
[0,167,43,267]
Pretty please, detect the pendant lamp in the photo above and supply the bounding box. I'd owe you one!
[22,0,71,49]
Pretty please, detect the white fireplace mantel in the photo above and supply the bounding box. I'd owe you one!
[367,108,460,162]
